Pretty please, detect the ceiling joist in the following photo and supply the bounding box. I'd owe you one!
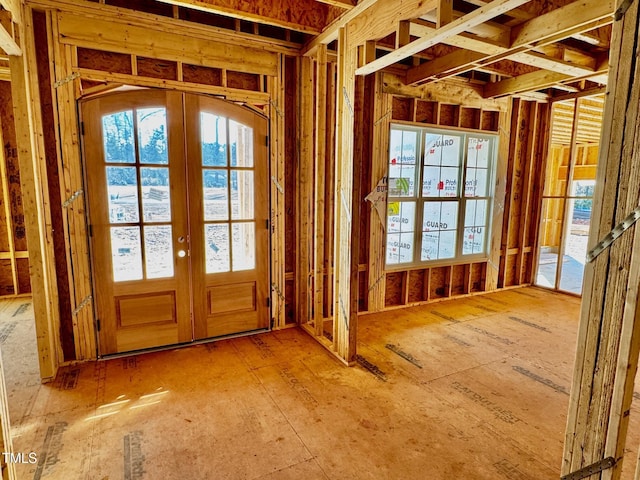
[0,11,20,56]
[354,0,530,76]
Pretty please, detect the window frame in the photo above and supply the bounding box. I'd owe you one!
[385,124,498,270]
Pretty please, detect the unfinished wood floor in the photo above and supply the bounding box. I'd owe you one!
[1,287,640,480]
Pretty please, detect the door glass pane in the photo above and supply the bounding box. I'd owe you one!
[144,225,174,278]
[536,198,565,288]
[141,167,171,222]
[107,166,139,223]
[201,113,227,166]
[231,170,254,220]
[205,224,230,273]
[230,120,253,167]
[203,170,229,221]
[138,107,168,165]
[111,226,143,281]
[559,199,591,294]
[232,222,255,271]
[102,111,135,163]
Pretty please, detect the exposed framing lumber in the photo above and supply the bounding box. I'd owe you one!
[297,56,314,327]
[0,0,20,24]
[0,118,19,295]
[562,0,640,476]
[313,44,328,334]
[56,12,279,77]
[9,5,60,380]
[0,21,20,56]
[268,55,286,329]
[315,0,354,8]
[354,0,530,76]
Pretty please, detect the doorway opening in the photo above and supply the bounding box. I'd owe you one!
[535,95,604,294]
[81,90,270,356]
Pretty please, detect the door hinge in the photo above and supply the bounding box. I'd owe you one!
[88,224,93,237]
[266,218,270,230]
[265,135,270,147]
[96,319,101,331]
[80,121,85,135]
[266,297,270,307]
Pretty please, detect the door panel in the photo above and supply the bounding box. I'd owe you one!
[83,91,191,354]
[186,95,269,340]
[82,91,269,355]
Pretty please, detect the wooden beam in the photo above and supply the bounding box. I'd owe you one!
[154,0,329,33]
[437,0,453,28]
[56,12,278,77]
[483,59,608,98]
[314,0,354,8]
[0,22,20,56]
[562,0,640,476]
[0,63,8,81]
[406,0,612,86]
[355,0,529,76]
[0,0,21,24]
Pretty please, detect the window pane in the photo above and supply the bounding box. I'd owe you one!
[230,120,253,167]
[465,168,488,197]
[138,108,168,164]
[107,166,139,223]
[467,137,491,168]
[205,224,230,273]
[231,170,254,220]
[389,129,417,197]
[387,201,415,233]
[111,226,143,281]
[203,170,228,221]
[422,166,460,198]
[144,225,174,278]
[571,180,595,197]
[232,222,255,271]
[102,111,135,163]
[201,113,227,166]
[463,227,485,255]
[141,167,171,222]
[424,133,461,167]
[421,201,458,261]
[386,201,416,265]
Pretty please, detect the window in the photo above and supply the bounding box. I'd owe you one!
[386,125,496,267]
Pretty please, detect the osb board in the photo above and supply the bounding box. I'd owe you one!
[385,272,404,307]
[0,81,27,252]
[34,10,75,360]
[407,269,426,303]
[460,107,481,130]
[105,0,175,17]
[177,8,237,30]
[358,272,367,311]
[439,104,459,127]
[285,279,295,325]
[182,64,223,87]
[415,100,437,124]
[430,266,450,299]
[481,111,500,132]
[392,97,414,122]
[16,258,30,294]
[0,260,13,296]
[451,264,466,296]
[137,57,178,81]
[503,255,518,287]
[227,71,261,92]
[470,263,486,292]
[77,47,132,75]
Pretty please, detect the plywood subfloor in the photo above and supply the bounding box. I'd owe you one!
[1,287,640,479]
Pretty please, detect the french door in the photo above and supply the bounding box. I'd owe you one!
[82,90,269,355]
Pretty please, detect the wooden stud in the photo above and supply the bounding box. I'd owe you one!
[0,117,18,295]
[562,0,640,476]
[437,0,453,28]
[9,5,60,380]
[313,44,328,335]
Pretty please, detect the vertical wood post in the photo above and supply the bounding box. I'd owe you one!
[562,1,640,478]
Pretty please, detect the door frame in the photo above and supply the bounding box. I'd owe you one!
[80,88,272,356]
